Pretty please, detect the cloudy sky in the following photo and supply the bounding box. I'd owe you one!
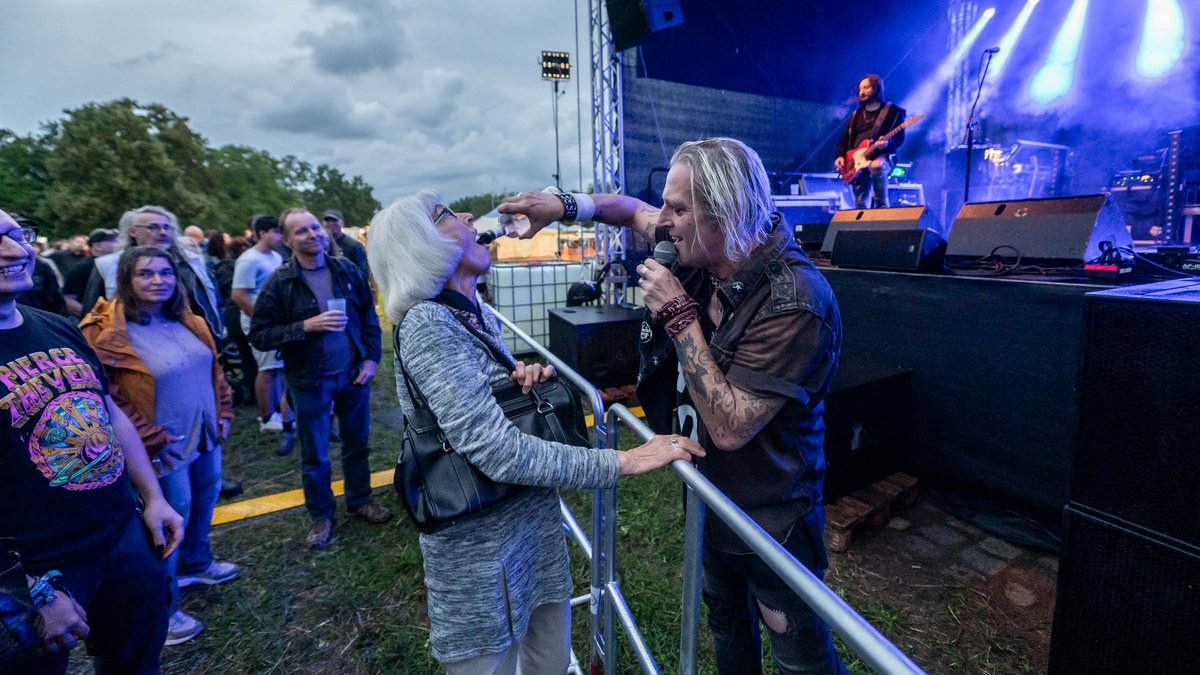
[2,0,595,206]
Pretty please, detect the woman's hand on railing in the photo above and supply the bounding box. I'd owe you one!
[618,435,705,476]
[510,361,555,394]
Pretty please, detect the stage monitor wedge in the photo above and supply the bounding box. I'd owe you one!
[947,194,1132,264]
[832,228,946,273]
[821,205,941,254]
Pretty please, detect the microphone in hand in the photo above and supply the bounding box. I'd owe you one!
[653,240,677,266]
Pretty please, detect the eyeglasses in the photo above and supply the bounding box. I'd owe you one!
[135,222,174,233]
[2,226,38,245]
[432,206,456,224]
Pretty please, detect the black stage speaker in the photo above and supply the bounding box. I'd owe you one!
[946,194,1132,263]
[1049,278,1200,673]
[605,0,684,51]
[831,228,946,272]
[1073,279,1200,545]
[820,206,941,254]
[774,195,838,250]
[548,305,642,388]
[1049,506,1200,674]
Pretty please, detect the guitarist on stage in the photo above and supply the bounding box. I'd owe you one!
[835,74,907,209]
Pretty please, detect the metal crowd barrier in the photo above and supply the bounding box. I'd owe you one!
[487,305,924,675]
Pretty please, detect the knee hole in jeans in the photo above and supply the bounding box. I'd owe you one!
[757,600,791,634]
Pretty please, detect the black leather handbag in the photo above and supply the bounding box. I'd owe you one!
[393,315,590,534]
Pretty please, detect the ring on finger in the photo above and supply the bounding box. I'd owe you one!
[669,436,680,448]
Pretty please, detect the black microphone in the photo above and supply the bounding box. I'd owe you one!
[984,46,1000,54]
[653,240,678,266]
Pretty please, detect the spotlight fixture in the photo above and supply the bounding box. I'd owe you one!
[541,51,571,80]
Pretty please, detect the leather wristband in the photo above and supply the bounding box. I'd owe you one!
[652,294,700,324]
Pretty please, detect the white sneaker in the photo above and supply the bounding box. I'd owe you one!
[178,560,240,588]
[165,610,204,646]
[259,412,283,433]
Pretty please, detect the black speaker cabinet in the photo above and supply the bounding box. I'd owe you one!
[1049,506,1200,674]
[548,305,642,388]
[946,194,1132,263]
[820,205,941,254]
[605,0,684,51]
[1073,279,1200,545]
[831,228,946,272]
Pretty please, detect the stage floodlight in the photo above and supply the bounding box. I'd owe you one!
[991,0,1041,77]
[900,6,995,114]
[1029,0,1089,104]
[541,51,571,80]
[1136,0,1186,79]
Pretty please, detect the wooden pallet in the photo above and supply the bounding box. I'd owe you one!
[825,473,920,553]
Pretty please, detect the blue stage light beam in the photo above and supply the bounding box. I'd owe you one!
[900,7,996,115]
[1136,0,1186,79]
[1029,0,1089,104]
[991,0,1041,77]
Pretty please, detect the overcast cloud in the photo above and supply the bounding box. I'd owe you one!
[1,0,593,207]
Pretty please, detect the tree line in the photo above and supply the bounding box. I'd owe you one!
[0,99,381,239]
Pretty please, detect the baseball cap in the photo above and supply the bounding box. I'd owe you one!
[88,228,119,245]
[321,209,344,221]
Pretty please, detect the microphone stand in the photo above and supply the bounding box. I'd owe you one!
[962,49,997,203]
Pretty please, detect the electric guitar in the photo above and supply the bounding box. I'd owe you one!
[838,113,924,183]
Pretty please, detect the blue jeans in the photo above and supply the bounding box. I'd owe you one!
[158,444,222,615]
[702,513,848,675]
[289,368,372,521]
[25,511,169,675]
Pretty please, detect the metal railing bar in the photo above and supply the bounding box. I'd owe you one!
[605,581,661,674]
[607,404,925,675]
[679,485,704,673]
[561,498,593,560]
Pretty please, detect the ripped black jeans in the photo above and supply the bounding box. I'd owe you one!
[701,525,848,675]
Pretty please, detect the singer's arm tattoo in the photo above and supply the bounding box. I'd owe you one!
[635,203,660,244]
[674,326,787,451]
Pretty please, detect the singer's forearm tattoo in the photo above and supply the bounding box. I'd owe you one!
[673,326,785,450]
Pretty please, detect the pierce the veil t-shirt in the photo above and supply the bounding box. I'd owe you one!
[0,307,137,570]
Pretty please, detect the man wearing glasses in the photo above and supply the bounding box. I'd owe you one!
[82,205,224,344]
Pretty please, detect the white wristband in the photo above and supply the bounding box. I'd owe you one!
[572,193,596,222]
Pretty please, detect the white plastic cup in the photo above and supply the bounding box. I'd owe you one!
[327,298,346,313]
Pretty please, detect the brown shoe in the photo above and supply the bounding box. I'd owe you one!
[306,518,333,549]
[350,501,393,524]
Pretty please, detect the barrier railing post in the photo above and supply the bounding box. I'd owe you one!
[679,486,704,675]
[598,418,621,675]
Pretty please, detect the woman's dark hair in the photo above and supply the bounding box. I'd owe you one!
[116,246,188,323]
[227,236,251,259]
[207,232,229,260]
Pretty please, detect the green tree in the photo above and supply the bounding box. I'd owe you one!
[209,145,302,233]
[0,130,53,232]
[41,99,216,234]
[448,192,507,218]
[303,165,381,228]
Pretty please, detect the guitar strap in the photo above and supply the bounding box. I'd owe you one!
[868,103,894,143]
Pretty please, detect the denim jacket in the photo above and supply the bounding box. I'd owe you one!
[248,256,382,386]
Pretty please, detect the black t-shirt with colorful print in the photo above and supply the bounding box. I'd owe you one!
[0,307,137,571]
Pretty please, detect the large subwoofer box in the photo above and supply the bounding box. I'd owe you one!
[946,194,1132,263]
[548,305,643,389]
[821,205,941,254]
[1049,278,1200,673]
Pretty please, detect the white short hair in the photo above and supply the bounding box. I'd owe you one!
[369,190,463,322]
[116,205,183,256]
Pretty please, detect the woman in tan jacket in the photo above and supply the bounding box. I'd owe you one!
[80,246,237,647]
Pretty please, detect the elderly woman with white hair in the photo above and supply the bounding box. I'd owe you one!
[370,191,704,674]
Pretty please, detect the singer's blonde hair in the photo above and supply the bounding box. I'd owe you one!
[369,190,463,322]
[670,138,774,264]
